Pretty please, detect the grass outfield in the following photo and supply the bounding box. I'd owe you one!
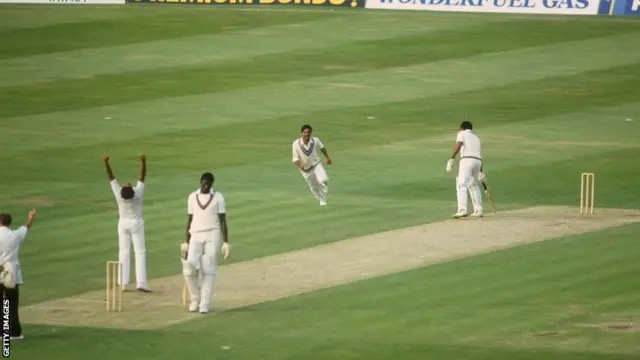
[1,4,639,360]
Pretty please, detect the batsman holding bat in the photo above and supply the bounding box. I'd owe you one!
[181,172,230,314]
[446,120,494,218]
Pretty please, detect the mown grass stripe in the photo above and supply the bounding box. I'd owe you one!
[1,34,638,163]
[0,14,494,88]
[0,5,140,31]
[3,99,638,215]
[1,19,632,118]
[0,11,328,59]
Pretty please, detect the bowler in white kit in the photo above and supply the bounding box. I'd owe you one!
[292,124,333,206]
[446,121,484,218]
[182,172,230,314]
[103,154,151,292]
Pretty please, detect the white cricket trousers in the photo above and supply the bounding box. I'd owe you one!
[456,158,483,214]
[117,218,148,288]
[300,164,328,203]
[182,228,221,312]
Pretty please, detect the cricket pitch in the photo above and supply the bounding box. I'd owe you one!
[21,206,640,330]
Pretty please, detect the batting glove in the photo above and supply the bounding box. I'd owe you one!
[446,159,454,173]
[221,242,231,260]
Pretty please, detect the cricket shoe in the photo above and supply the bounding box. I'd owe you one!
[189,301,199,312]
[451,211,468,219]
[470,212,484,218]
[199,305,212,314]
[137,286,152,293]
[320,200,327,206]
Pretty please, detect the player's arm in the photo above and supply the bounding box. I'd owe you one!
[218,194,231,260]
[450,131,464,159]
[450,141,463,159]
[320,148,332,165]
[292,143,304,171]
[185,215,193,243]
[445,133,463,173]
[446,141,463,172]
[24,208,36,229]
[219,214,228,243]
[103,155,115,181]
[186,195,193,243]
[138,154,147,183]
[318,138,332,165]
[15,208,36,245]
[218,194,228,244]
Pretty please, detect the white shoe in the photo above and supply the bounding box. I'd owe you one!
[451,211,468,219]
[10,335,24,340]
[320,200,327,206]
[189,301,199,312]
[471,212,484,218]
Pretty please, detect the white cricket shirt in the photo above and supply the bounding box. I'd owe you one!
[110,180,145,220]
[0,226,27,284]
[188,189,226,233]
[292,136,325,170]
[456,130,482,160]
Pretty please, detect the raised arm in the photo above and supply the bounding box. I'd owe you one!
[103,155,115,181]
[25,208,36,229]
[14,208,37,245]
[139,154,147,183]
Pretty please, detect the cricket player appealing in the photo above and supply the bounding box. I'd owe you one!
[182,172,230,314]
[0,208,37,340]
[104,154,151,292]
[292,124,333,206]
[446,121,485,218]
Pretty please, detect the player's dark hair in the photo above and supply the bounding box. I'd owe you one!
[0,213,12,226]
[121,186,134,200]
[460,121,473,130]
[200,172,214,185]
[301,124,312,133]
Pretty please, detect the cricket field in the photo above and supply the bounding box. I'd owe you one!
[1,4,639,359]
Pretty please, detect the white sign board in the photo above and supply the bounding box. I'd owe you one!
[365,0,601,15]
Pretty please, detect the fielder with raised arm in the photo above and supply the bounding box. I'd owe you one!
[292,124,333,206]
[446,121,485,218]
[181,172,230,314]
[0,208,37,340]
[104,154,151,292]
